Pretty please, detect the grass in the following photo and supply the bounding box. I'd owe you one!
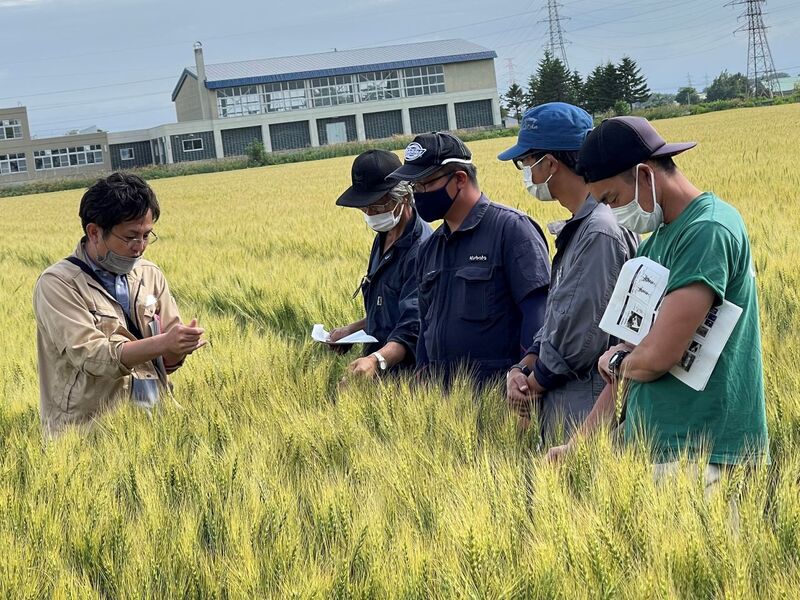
[1,104,800,597]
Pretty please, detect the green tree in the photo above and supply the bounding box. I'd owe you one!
[640,92,677,108]
[676,86,700,105]
[584,63,621,114]
[705,71,749,101]
[524,73,538,108]
[617,56,650,109]
[503,83,526,122]
[528,51,574,106]
[568,70,585,107]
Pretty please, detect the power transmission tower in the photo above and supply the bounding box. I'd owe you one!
[540,0,570,70]
[505,58,517,86]
[726,0,781,97]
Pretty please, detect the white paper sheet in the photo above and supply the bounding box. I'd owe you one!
[311,324,378,345]
[599,257,742,391]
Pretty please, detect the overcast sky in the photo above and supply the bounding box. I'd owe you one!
[1,0,798,138]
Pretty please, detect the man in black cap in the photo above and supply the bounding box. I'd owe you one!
[328,149,431,381]
[388,132,550,386]
[548,117,769,477]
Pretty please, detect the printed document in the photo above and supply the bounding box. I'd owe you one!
[312,324,378,345]
[599,257,742,391]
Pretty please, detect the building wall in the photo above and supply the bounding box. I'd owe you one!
[174,76,203,122]
[174,76,217,122]
[409,104,449,133]
[443,60,498,93]
[454,99,494,129]
[0,106,31,140]
[110,140,153,170]
[363,110,404,139]
[316,115,357,146]
[269,121,311,151]
[170,131,216,162]
[1,126,109,185]
[221,126,263,157]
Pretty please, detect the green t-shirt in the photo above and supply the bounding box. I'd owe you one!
[625,192,769,464]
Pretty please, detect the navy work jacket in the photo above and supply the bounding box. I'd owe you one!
[361,209,432,367]
[416,194,551,384]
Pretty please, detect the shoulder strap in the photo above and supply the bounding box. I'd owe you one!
[64,256,145,340]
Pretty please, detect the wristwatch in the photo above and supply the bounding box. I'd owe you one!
[508,363,532,378]
[608,350,631,378]
[371,351,388,372]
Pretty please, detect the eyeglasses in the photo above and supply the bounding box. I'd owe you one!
[108,230,159,249]
[513,152,544,170]
[411,173,455,193]
[360,197,398,216]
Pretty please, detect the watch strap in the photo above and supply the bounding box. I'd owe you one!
[371,351,388,372]
[508,363,532,378]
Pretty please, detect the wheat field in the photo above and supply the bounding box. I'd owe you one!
[1,104,800,598]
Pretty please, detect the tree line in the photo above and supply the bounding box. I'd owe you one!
[504,53,791,121]
[503,52,650,121]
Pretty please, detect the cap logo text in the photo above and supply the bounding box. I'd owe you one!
[405,142,427,162]
[522,117,538,130]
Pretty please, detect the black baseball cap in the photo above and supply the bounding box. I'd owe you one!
[578,116,697,183]
[387,132,472,182]
[336,149,402,208]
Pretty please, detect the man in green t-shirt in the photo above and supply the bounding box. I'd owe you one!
[547,116,769,472]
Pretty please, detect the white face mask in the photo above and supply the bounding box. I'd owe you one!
[611,164,663,234]
[522,156,555,202]
[364,201,403,232]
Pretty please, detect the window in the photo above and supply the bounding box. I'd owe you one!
[262,80,308,113]
[217,81,308,117]
[357,70,401,103]
[310,75,355,108]
[120,148,135,161]
[0,153,27,175]
[403,65,446,97]
[33,145,103,170]
[0,119,23,140]
[182,138,204,152]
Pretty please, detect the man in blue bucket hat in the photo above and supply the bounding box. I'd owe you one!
[498,103,638,441]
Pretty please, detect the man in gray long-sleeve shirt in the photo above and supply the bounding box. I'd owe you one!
[498,103,638,441]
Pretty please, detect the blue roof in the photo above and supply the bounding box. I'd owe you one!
[172,39,496,100]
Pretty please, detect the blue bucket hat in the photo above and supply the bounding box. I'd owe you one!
[498,102,593,161]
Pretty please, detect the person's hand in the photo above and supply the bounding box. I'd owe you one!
[506,369,532,415]
[338,355,380,388]
[327,326,355,354]
[347,356,380,378]
[162,319,206,356]
[546,442,573,464]
[599,342,634,385]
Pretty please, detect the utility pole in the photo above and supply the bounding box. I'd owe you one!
[726,0,781,97]
[540,0,571,70]
[687,73,694,105]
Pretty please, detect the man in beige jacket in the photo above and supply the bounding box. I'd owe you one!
[33,173,205,438]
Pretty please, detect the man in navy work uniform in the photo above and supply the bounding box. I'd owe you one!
[387,132,551,386]
[329,150,432,381]
[498,103,638,439]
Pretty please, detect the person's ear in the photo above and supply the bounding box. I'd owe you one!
[85,223,100,243]
[545,154,559,176]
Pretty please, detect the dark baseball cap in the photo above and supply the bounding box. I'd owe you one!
[578,116,697,183]
[336,149,402,208]
[387,132,472,182]
[498,102,592,161]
